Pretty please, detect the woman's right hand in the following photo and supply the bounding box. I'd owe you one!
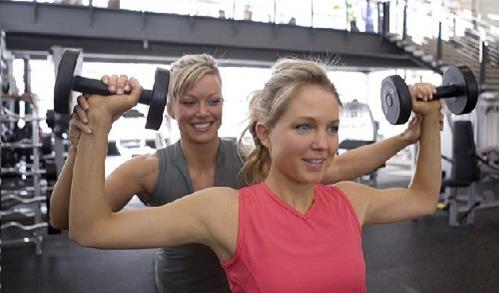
[68,96,91,150]
[409,83,442,117]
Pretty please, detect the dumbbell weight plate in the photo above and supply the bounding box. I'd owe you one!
[54,50,169,130]
[145,69,170,130]
[54,50,80,114]
[442,66,479,115]
[380,75,412,125]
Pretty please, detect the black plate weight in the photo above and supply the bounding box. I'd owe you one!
[54,50,80,114]
[381,75,412,124]
[145,69,170,130]
[442,66,479,115]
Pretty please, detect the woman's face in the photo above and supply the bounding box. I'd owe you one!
[261,85,340,184]
[169,73,223,145]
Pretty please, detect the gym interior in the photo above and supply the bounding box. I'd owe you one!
[1,0,499,292]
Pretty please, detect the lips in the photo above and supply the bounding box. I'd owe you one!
[303,158,325,165]
[192,122,213,131]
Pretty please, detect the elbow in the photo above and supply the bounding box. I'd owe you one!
[68,219,111,248]
[68,228,98,248]
[68,221,101,248]
[68,227,89,247]
[420,191,440,216]
[423,202,438,215]
[410,186,440,216]
[68,231,84,246]
[49,209,69,230]
[49,217,68,230]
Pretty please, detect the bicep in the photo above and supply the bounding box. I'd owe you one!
[86,191,211,249]
[338,182,434,225]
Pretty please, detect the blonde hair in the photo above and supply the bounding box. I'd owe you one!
[168,54,221,103]
[238,58,341,185]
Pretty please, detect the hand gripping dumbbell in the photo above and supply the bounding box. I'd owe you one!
[380,66,479,125]
[53,50,169,130]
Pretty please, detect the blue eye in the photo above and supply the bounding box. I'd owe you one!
[207,97,222,106]
[295,123,312,131]
[181,100,196,107]
[327,124,339,134]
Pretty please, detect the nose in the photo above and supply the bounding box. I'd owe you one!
[195,101,209,117]
[311,131,328,150]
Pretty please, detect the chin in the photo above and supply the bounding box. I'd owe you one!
[190,133,218,144]
[293,174,324,185]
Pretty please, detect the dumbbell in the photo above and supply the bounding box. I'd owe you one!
[380,66,479,124]
[53,50,169,130]
[46,109,70,139]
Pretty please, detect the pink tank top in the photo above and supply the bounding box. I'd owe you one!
[222,183,366,293]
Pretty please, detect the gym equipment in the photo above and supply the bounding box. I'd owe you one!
[339,100,380,187]
[46,109,70,139]
[53,50,170,130]
[440,121,480,226]
[381,66,479,124]
[1,100,46,254]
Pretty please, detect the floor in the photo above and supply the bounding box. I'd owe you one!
[2,164,499,293]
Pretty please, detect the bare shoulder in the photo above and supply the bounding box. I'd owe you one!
[113,154,159,176]
[189,187,239,258]
[121,153,159,171]
[192,187,239,210]
[106,153,160,198]
[335,181,366,206]
[334,181,373,224]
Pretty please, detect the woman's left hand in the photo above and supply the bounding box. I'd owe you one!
[86,77,142,123]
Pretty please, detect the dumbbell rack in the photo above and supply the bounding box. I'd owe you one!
[1,103,48,255]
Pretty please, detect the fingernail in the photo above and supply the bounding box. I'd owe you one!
[87,129,92,134]
[117,89,124,95]
[124,85,130,91]
[83,118,88,123]
[110,86,115,92]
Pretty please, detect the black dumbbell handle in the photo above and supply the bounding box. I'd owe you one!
[73,76,153,105]
[433,85,461,99]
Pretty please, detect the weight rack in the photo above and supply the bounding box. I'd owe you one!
[1,101,48,255]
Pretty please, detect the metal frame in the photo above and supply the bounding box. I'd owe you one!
[0,1,422,69]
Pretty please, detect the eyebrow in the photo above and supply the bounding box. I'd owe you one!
[295,117,340,124]
[182,93,222,99]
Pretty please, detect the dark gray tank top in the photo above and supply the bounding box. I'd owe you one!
[148,139,246,293]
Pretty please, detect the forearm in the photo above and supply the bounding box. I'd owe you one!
[69,110,113,244]
[409,113,441,205]
[324,134,410,183]
[49,147,77,229]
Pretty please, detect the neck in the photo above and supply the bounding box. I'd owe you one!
[264,168,316,214]
[180,137,220,168]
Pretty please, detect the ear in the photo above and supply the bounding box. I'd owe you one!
[255,122,271,149]
[166,102,175,119]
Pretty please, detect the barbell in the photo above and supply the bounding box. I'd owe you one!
[53,50,170,130]
[381,65,479,125]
